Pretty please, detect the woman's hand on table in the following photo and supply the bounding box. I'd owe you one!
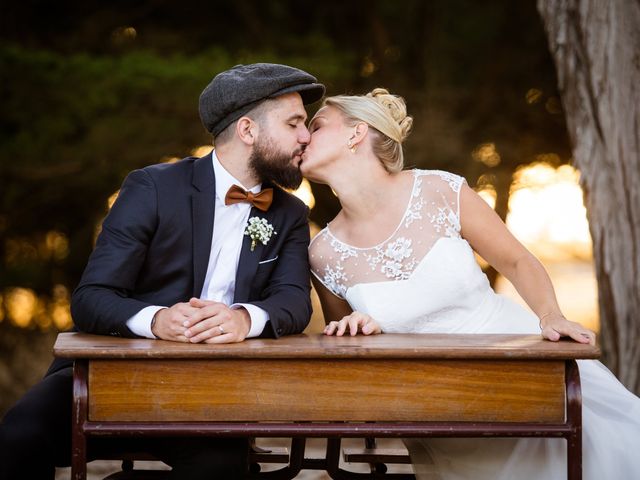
[540,313,596,345]
[324,311,382,336]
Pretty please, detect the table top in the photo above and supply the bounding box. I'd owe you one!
[54,332,600,360]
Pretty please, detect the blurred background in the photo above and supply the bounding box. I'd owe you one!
[0,0,597,415]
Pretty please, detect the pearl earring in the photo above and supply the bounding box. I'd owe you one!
[347,139,357,154]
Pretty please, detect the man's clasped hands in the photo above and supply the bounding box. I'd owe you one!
[151,298,251,344]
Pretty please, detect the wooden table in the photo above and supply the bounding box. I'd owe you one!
[54,332,600,480]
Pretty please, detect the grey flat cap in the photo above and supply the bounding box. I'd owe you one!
[199,63,325,136]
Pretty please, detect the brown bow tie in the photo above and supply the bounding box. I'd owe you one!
[224,184,274,211]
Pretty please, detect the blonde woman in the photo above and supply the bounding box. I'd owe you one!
[302,88,640,480]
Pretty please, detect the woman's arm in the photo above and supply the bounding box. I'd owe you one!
[311,275,352,324]
[459,183,595,345]
[311,276,382,336]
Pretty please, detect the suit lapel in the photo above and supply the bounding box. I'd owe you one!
[233,204,276,303]
[191,153,216,297]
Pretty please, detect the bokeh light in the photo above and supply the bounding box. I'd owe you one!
[5,288,37,328]
[494,161,598,331]
[191,145,214,157]
[507,162,591,260]
[525,88,543,104]
[290,178,316,209]
[477,184,497,209]
[472,143,501,167]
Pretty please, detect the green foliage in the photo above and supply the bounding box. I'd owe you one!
[0,0,571,317]
[0,44,352,295]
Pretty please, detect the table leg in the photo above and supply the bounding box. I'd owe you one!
[247,437,306,480]
[326,437,343,480]
[71,360,88,480]
[566,360,582,480]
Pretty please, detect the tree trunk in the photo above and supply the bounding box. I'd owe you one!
[537,0,640,394]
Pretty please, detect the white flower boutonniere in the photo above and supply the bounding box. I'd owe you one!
[244,217,277,251]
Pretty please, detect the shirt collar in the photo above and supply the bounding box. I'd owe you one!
[211,150,262,202]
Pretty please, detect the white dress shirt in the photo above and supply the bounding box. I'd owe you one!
[126,151,269,338]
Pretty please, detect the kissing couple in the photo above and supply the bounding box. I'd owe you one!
[2,62,639,480]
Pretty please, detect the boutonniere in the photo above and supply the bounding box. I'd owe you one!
[244,216,277,251]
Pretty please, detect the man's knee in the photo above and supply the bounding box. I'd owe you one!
[0,394,60,478]
[0,366,73,466]
[1,411,48,452]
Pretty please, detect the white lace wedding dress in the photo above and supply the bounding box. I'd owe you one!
[309,169,640,480]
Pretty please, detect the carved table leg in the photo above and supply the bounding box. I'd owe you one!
[71,360,88,480]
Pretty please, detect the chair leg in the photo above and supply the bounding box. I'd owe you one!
[364,437,388,474]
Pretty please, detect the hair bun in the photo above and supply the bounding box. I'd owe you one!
[366,88,413,142]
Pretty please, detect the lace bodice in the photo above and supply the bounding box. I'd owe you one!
[309,169,466,299]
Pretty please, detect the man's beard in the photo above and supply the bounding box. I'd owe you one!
[248,136,303,190]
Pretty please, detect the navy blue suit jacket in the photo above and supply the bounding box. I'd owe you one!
[71,152,312,338]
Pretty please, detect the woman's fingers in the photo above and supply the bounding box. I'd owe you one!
[323,316,354,336]
[569,327,596,345]
[348,315,360,336]
[541,325,561,342]
[336,318,348,336]
[324,320,341,336]
[362,317,382,335]
[541,317,596,345]
[323,312,382,336]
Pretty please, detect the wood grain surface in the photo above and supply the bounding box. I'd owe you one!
[56,332,600,360]
[88,358,566,423]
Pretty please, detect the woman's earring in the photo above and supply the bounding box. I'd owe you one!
[347,140,357,154]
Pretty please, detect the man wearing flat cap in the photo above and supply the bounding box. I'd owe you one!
[0,63,325,479]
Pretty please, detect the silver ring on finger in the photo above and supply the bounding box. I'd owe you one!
[218,325,225,334]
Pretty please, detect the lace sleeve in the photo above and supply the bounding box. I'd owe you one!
[308,229,348,299]
[421,170,467,237]
[431,170,465,191]
[444,172,467,229]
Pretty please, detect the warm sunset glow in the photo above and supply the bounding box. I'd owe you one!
[289,178,316,209]
[121,27,137,39]
[107,190,119,209]
[192,145,214,157]
[493,161,598,331]
[361,57,376,77]
[111,26,137,42]
[496,262,599,332]
[525,88,543,105]
[6,288,37,328]
[506,162,591,259]
[51,284,72,330]
[477,185,497,209]
[472,143,501,167]
[44,230,69,261]
[3,285,72,330]
[5,238,38,265]
[96,191,121,245]
[545,96,563,114]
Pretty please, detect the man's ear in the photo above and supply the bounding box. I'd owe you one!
[236,117,258,146]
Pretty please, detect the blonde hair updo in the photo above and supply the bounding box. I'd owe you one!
[323,88,413,173]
